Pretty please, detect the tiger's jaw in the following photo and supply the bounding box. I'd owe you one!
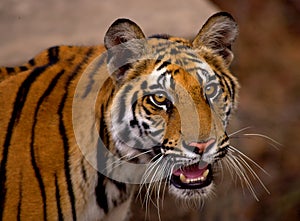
[166,143,228,199]
[168,161,215,199]
[171,162,213,189]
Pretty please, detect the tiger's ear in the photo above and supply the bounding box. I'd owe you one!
[104,18,146,81]
[104,18,145,49]
[192,12,238,66]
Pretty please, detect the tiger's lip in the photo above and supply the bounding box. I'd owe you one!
[170,162,213,189]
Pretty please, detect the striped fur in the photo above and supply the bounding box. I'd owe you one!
[0,12,239,220]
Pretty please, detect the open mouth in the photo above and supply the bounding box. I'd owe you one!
[171,162,213,189]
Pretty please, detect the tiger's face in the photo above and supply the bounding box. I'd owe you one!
[105,13,238,200]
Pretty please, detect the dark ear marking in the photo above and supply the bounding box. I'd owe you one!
[193,12,238,66]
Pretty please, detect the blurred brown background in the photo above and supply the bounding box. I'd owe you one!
[0,0,299,220]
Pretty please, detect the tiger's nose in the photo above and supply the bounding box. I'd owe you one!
[187,139,216,154]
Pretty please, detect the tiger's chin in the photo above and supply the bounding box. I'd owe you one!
[169,182,215,202]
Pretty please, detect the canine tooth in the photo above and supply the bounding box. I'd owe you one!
[203,169,209,178]
[180,173,188,183]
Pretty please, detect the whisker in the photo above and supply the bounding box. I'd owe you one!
[228,126,252,137]
[142,156,165,213]
[155,161,170,221]
[237,155,270,194]
[104,149,154,172]
[229,154,260,201]
[215,160,224,184]
[226,155,247,194]
[222,157,236,184]
[229,145,270,176]
[242,133,282,150]
[142,156,163,185]
[137,155,163,207]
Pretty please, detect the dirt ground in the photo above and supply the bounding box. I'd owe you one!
[1,0,299,221]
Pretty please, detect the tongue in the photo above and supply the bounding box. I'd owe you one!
[173,163,208,179]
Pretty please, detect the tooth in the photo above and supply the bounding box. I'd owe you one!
[203,169,209,178]
[200,176,205,181]
[180,173,188,183]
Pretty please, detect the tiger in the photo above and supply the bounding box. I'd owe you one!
[0,12,239,221]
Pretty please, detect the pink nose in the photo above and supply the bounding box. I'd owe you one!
[188,139,216,154]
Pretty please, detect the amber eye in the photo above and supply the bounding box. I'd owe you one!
[149,93,170,109]
[205,83,218,98]
[153,94,167,104]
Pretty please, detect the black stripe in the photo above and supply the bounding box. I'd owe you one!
[141,102,153,115]
[97,100,112,180]
[155,45,170,54]
[30,69,65,220]
[140,80,147,90]
[5,67,14,74]
[131,91,143,136]
[214,71,231,97]
[174,44,190,50]
[99,104,108,144]
[118,125,132,143]
[19,66,28,72]
[169,75,175,90]
[58,80,77,221]
[185,51,202,60]
[219,134,229,146]
[80,158,87,182]
[157,60,171,71]
[48,46,59,64]
[155,55,164,64]
[186,67,209,74]
[142,122,149,130]
[219,71,236,100]
[0,65,49,219]
[55,174,64,221]
[150,128,164,137]
[117,84,133,122]
[28,58,36,66]
[149,34,171,39]
[149,84,161,90]
[95,172,109,213]
[111,179,126,193]
[81,54,106,99]
[57,48,95,221]
[96,134,110,212]
[185,57,203,64]
[17,172,23,221]
[222,77,232,97]
[157,73,166,88]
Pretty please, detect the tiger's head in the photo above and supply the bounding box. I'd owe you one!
[103,12,239,200]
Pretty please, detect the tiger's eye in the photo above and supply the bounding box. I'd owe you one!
[149,93,170,109]
[205,85,215,95]
[153,94,167,104]
[205,83,218,98]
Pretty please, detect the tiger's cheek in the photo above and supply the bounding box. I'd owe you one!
[138,99,167,142]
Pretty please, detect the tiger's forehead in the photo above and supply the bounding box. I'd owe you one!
[146,39,216,87]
